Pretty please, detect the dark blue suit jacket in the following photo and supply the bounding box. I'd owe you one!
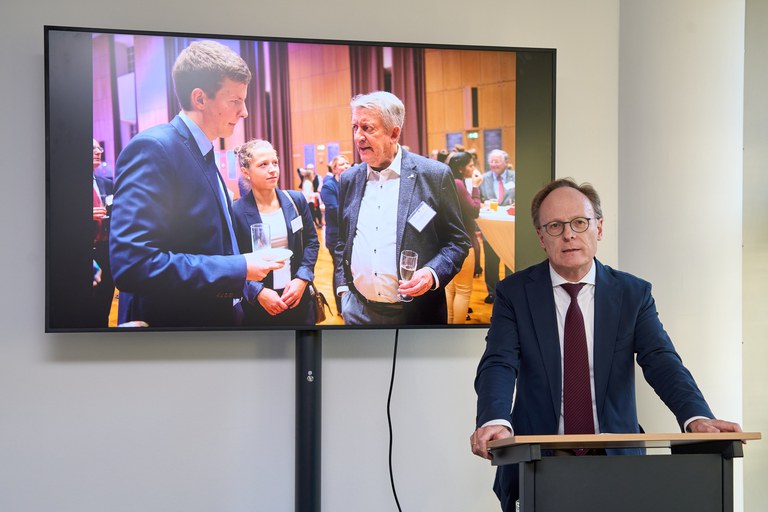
[231,189,319,297]
[319,174,340,250]
[110,115,248,328]
[231,189,319,326]
[475,259,714,508]
[334,150,471,324]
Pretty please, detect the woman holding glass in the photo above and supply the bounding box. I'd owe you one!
[232,139,319,326]
[444,151,482,323]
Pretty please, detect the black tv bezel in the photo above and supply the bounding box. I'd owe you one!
[44,24,556,333]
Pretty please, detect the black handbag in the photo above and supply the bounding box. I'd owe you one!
[308,281,332,323]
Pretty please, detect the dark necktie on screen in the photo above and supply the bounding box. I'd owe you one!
[205,150,239,256]
[561,282,594,454]
[497,175,505,203]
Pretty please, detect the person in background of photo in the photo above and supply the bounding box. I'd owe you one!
[465,149,484,277]
[334,91,471,325]
[109,40,282,328]
[232,140,319,326]
[299,167,323,229]
[478,149,515,303]
[320,154,351,315]
[91,138,114,327]
[470,178,743,511]
[444,151,482,324]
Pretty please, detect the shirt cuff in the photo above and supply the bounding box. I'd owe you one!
[426,267,439,289]
[480,419,513,435]
[684,416,711,432]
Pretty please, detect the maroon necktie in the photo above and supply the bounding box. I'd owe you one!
[561,283,595,448]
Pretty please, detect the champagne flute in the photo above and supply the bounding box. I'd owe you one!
[397,250,418,302]
[100,194,111,219]
[250,223,271,253]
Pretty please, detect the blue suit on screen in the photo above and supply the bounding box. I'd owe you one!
[319,174,340,251]
[109,115,248,328]
[475,259,714,510]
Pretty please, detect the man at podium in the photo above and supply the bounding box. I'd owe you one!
[470,178,742,511]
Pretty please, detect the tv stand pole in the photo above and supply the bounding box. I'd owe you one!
[295,330,321,512]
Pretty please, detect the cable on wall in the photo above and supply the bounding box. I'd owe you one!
[387,329,403,512]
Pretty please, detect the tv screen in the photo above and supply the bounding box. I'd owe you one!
[45,25,555,332]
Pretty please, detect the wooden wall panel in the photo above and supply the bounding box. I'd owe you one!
[424,48,516,167]
[288,43,352,184]
[443,88,465,132]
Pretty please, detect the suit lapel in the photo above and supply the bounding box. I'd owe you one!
[171,116,228,216]
[241,192,263,231]
[344,165,368,252]
[592,260,623,421]
[396,151,417,259]
[278,191,299,256]
[525,262,562,422]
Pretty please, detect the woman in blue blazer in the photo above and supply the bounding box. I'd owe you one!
[232,140,319,326]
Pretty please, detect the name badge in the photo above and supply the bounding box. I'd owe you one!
[291,215,303,233]
[407,201,437,232]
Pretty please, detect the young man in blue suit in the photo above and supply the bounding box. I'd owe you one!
[110,41,282,328]
[334,91,471,325]
[470,178,742,511]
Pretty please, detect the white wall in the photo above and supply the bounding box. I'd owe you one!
[1,0,759,511]
[619,0,748,509]
[743,0,768,509]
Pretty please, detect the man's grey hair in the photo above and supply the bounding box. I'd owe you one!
[488,149,509,163]
[350,91,405,132]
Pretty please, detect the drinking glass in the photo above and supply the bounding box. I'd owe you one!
[100,195,110,219]
[250,223,271,253]
[397,250,418,302]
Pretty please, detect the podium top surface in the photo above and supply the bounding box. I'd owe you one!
[488,432,761,451]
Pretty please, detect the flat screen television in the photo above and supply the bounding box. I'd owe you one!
[45,25,555,332]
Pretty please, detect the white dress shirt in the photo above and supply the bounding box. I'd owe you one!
[260,209,290,290]
[349,148,403,303]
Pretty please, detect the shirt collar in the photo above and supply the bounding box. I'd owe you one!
[367,145,403,181]
[178,111,214,157]
[549,259,597,288]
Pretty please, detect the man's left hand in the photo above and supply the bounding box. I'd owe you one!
[398,268,434,298]
[281,278,308,308]
[688,418,744,436]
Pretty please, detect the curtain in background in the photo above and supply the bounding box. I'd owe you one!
[241,41,294,190]
[349,45,386,97]
[164,37,189,122]
[391,47,427,157]
[349,46,385,164]
[267,42,294,191]
[241,40,270,142]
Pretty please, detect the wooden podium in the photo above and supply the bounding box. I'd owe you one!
[488,432,761,512]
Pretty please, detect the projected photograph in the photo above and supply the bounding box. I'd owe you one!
[45,27,555,331]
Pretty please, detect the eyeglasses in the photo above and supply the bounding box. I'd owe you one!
[539,217,595,237]
[93,146,104,154]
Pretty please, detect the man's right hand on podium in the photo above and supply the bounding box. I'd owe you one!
[470,425,512,460]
